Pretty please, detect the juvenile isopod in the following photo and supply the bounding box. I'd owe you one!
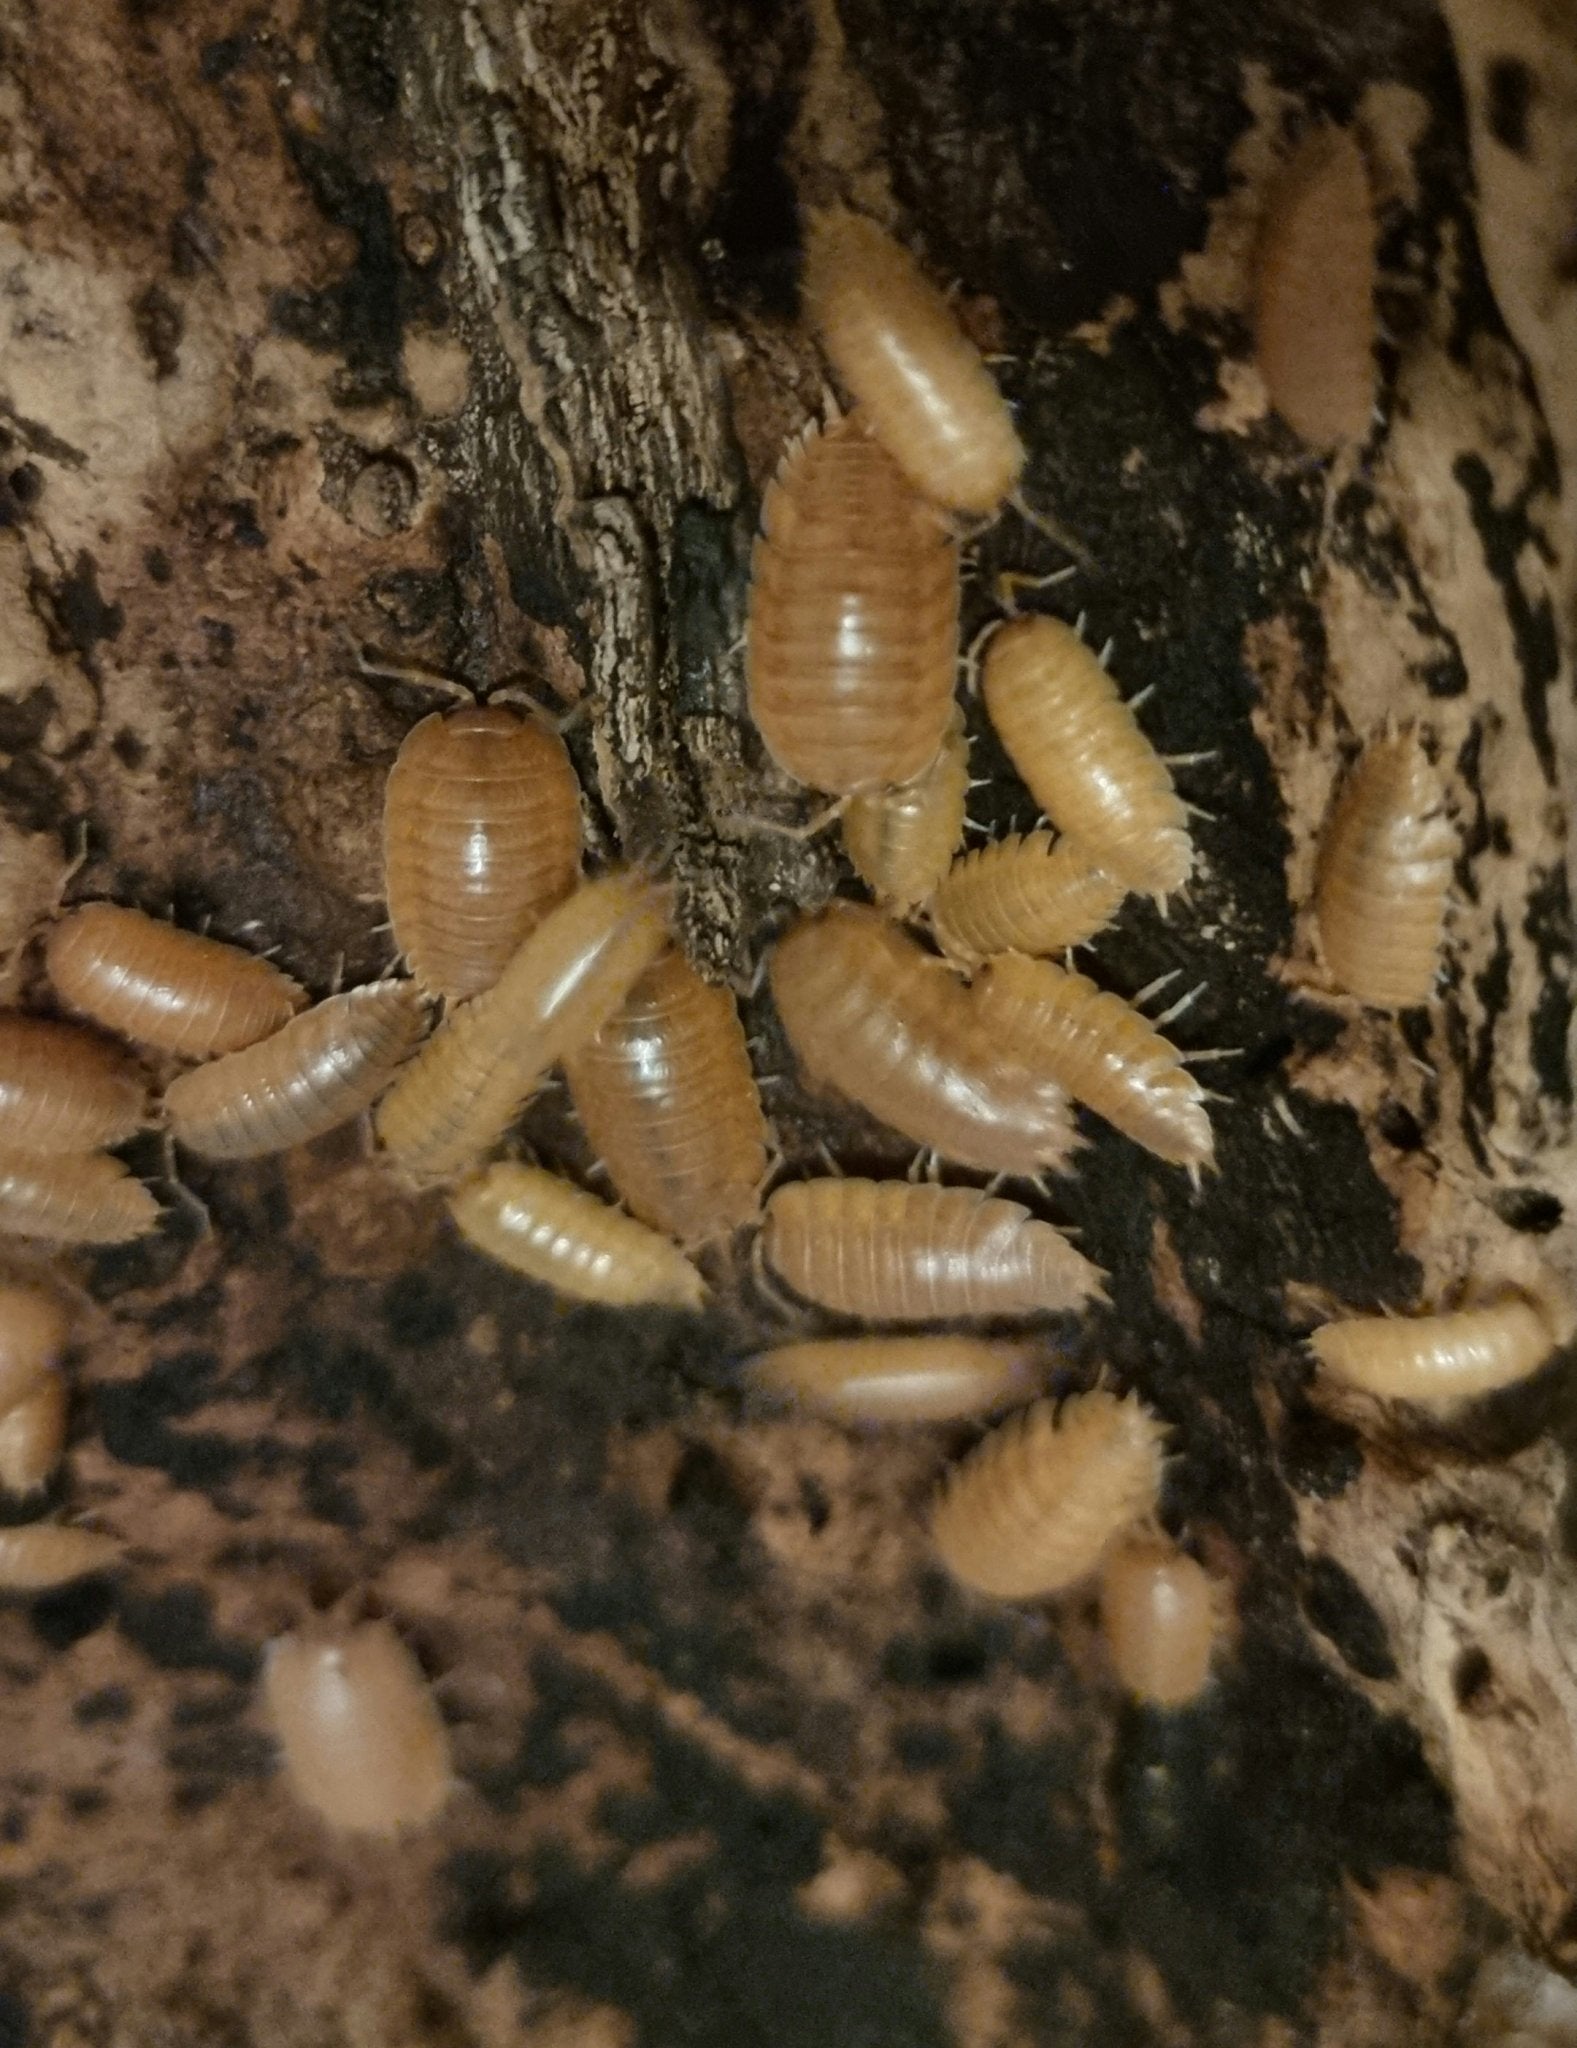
[0,1522,123,1590]
[448,1162,707,1308]
[0,1149,160,1244]
[164,981,426,1161]
[563,949,767,1246]
[760,1178,1104,1320]
[931,1387,1168,1599]
[1098,1535,1221,1707]
[930,831,1128,966]
[971,954,1214,1172]
[46,904,306,1058]
[1313,728,1455,1010]
[769,903,1078,1176]
[801,207,1025,516]
[0,1282,70,1413]
[1309,1291,1566,1405]
[747,414,959,795]
[1254,127,1377,451]
[384,701,583,1003]
[263,1618,452,1836]
[0,1367,65,1493]
[840,706,970,916]
[746,1335,1042,1425]
[0,1014,148,1152]
[375,872,670,1183]
[982,617,1193,901]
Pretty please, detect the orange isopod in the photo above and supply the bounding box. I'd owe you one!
[769,903,1078,1176]
[264,1619,452,1836]
[746,414,960,795]
[930,831,1128,965]
[760,1178,1104,1320]
[841,705,970,915]
[0,1014,148,1153]
[931,1387,1168,1599]
[383,701,583,1003]
[1254,127,1377,451]
[0,1282,71,1414]
[0,1523,123,1590]
[0,1367,65,1493]
[46,904,306,1058]
[0,1149,160,1243]
[164,980,426,1161]
[1098,1535,1221,1707]
[449,1162,707,1308]
[563,949,767,1246]
[746,1335,1042,1425]
[375,872,670,1182]
[1314,728,1455,1010]
[982,617,1193,901]
[801,207,1024,516]
[1310,1293,1564,1405]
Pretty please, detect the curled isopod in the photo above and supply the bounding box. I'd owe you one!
[1310,1291,1566,1405]
[760,1178,1104,1320]
[1254,127,1377,451]
[982,617,1192,901]
[46,904,306,1057]
[0,1281,71,1413]
[0,1367,65,1494]
[0,1149,160,1244]
[841,706,970,916]
[0,1014,148,1153]
[972,954,1214,1172]
[769,903,1078,1176]
[449,1162,707,1308]
[746,1335,1041,1425]
[563,949,767,1246]
[164,981,426,1161]
[384,702,583,1002]
[1314,728,1455,1010]
[931,1387,1168,1599]
[264,1618,452,1836]
[930,831,1127,966]
[747,414,959,795]
[801,207,1024,516]
[0,1523,123,1590]
[1098,1536,1222,1707]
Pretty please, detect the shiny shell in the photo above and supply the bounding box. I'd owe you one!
[746,1335,1041,1425]
[1098,1536,1220,1706]
[0,1149,160,1244]
[0,1523,123,1590]
[0,1282,70,1412]
[0,1013,148,1153]
[449,1162,707,1308]
[930,831,1127,965]
[841,706,970,915]
[0,1367,65,1493]
[1310,1294,1561,1404]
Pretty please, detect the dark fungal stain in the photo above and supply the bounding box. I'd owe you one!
[29,1577,117,1650]
[1484,56,1533,155]
[117,1584,256,1682]
[1276,1400,1364,1500]
[164,1725,274,1780]
[72,1683,134,1726]
[1453,452,1561,783]
[697,0,810,317]
[1523,864,1575,1111]
[48,551,124,665]
[1490,1186,1563,1235]
[0,1993,26,2048]
[92,1348,248,1491]
[1300,1557,1396,1681]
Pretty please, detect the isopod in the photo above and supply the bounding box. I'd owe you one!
[263,1618,452,1836]
[931,1387,1168,1599]
[0,1015,147,1154]
[383,701,583,1003]
[0,1523,122,1590]
[46,904,306,1058]
[0,1282,70,1413]
[746,414,959,795]
[801,207,1024,516]
[769,903,1078,1176]
[448,1162,707,1308]
[1313,728,1455,1010]
[840,706,970,915]
[746,1335,1041,1425]
[563,949,767,1246]
[971,954,1214,1171]
[1309,1292,1565,1405]
[164,981,426,1161]
[1254,126,1377,451]
[1098,1535,1221,1707]
[375,872,670,1182]
[0,1368,65,1494]
[981,617,1193,900]
[0,1149,160,1244]
[760,1178,1104,1320]
[930,831,1127,965]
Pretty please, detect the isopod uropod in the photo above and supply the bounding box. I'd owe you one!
[801,207,1025,516]
[930,831,1128,966]
[931,1387,1168,1599]
[746,1335,1042,1426]
[0,1281,71,1414]
[1098,1535,1222,1707]
[0,1367,65,1495]
[448,1162,707,1309]
[0,1149,160,1244]
[0,1014,148,1153]
[840,706,970,916]
[0,1523,123,1591]
[1309,1291,1566,1405]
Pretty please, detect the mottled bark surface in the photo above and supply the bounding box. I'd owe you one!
[0,0,1574,2041]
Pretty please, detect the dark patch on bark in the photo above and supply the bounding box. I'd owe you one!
[117,1584,257,1681]
[1300,1555,1397,1679]
[1484,56,1533,156]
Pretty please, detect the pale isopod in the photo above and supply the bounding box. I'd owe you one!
[840,706,970,915]
[0,1149,160,1243]
[0,1523,123,1590]
[164,981,426,1161]
[930,830,1127,966]
[801,207,1024,516]
[0,1014,148,1152]
[448,1161,707,1308]
[982,617,1193,901]
[46,904,306,1057]
[0,1367,65,1493]
[971,954,1214,1171]
[1098,1536,1221,1707]
[760,1178,1104,1320]
[1314,728,1455,1010]
[0,1282,70,1413]
[932,1388,1168,1599]
[563,949,767,1246]
[746,1335,1041,1425]
[769,903,1078,1176]
[383,702,583,1003]
[263,1618,452,1836]
[1310,1292,1564,1405]
[747,414,959,795]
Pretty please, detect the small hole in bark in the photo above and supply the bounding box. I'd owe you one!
[1376,1100,1425,1151]
[1489,1186,1563,1234]
[1452,1645,1492,1709]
